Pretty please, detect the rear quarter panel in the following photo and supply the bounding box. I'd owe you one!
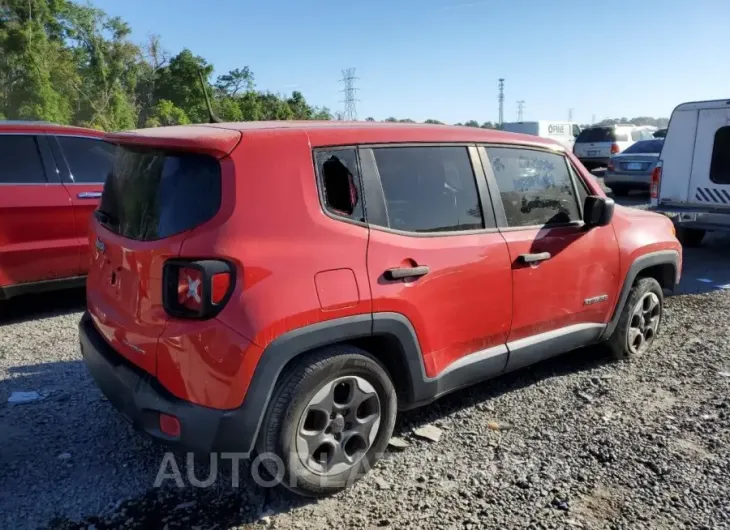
[175,129,372,403]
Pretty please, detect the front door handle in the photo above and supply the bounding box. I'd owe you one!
[77,191,102,199]
[518,252,551,264]
[384,266,430,280]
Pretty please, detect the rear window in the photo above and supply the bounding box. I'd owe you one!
[576,127,616,143]
[97,146,221,241]
[710,126,730,185]
[622,139,664,154]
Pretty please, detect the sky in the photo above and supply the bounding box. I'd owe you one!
[93,0,730,125]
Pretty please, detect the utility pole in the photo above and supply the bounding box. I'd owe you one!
[340,68,359,121]
[517,100,525,122]
[568,108,574,122]
[498,78,505,128]
[592,113,596,124]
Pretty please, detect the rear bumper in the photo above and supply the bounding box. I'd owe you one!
[79,312,255,455]
[603,172,651,187]
[577,156,610,167]
[652,204,730,232]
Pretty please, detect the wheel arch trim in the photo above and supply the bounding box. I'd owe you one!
[600,249,680,340]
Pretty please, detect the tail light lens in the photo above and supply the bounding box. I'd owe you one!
[610,143,620,154]
[163,259,235,319]
[650,162,662,199]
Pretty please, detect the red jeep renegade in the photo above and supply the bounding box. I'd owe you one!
[0,120,114,300]
[80,121,681,495]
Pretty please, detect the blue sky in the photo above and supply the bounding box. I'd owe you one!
[93,0,729,124]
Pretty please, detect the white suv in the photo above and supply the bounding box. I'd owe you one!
[573,124,653,170]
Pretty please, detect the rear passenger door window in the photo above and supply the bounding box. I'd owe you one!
[315,148,365,223]
[56,136,115,184]
[370,146,484,233]
[710,126,730,185]
[0,135,47,184]
[484,147,581,227]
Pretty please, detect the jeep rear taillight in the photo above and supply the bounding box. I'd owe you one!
[164,259,235,319]
[651,162,663,199]
[610,143,620,154]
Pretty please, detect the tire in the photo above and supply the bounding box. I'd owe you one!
[255,345,397,497]
[606,277,663,360]
[676,227,705,248]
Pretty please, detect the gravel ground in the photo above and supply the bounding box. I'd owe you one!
[2,208,730,529]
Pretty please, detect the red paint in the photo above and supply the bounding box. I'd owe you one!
[500,224,620,342]
[0,122,106,293]
[84,122,681,412]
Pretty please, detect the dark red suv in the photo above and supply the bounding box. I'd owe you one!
[0,121,114,300]
[80,122,681,495]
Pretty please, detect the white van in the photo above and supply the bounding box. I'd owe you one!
[651,99,730,246]
[501,121,580,149]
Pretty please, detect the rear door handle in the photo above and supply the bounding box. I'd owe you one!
[518,252,551,264]
[384,266,430,280]
[77,191,102,199]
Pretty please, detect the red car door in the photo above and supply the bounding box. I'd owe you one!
[362,145,513,392]
[50,134,115,275]
[479,145,621,371]
[0,133,78,291]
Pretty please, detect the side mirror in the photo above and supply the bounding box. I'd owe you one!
[584,196,615,227]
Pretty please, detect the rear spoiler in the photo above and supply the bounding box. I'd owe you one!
[105,125,241,159]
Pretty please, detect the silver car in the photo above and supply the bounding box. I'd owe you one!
[604,138,665,196]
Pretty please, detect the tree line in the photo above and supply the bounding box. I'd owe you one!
[0,1,668,132]
[0,0,332,130]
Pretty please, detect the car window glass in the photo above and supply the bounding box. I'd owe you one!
[57,136,114,184]
[710,126,730,185]
[486,147,581,227]
[315,148,365,222]
[576,127,616,143]
[372,146,484,233]
[631,130,642,141]
[0,135,46,184]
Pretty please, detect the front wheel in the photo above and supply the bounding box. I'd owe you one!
[255,345,397,497]
[606,277,664,360]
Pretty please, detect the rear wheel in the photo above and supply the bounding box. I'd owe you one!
[676,227,705,248]
[255,345,397,497]
[607,277,663,360]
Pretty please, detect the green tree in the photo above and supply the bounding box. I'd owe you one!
[286,91,312,120]
[144,99,189,127]
[464,120,480,127]
[424,119,443,124]
[215,67,253,97]
[155,48,213,124]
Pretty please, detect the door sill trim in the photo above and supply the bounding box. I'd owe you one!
[0,276,86,300]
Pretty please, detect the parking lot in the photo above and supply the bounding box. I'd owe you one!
[2,192,730,530]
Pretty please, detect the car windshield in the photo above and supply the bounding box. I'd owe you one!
[622,139,664,154]
[576,127,616,143]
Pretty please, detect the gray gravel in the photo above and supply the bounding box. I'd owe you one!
[2,234,730,529]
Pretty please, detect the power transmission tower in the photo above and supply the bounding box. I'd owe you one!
[498,78,505,127]
[568,108,574,122]
[340,68,359,121]
[517,100,525,121]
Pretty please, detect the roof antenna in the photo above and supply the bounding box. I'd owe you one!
[198,70,222,123]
